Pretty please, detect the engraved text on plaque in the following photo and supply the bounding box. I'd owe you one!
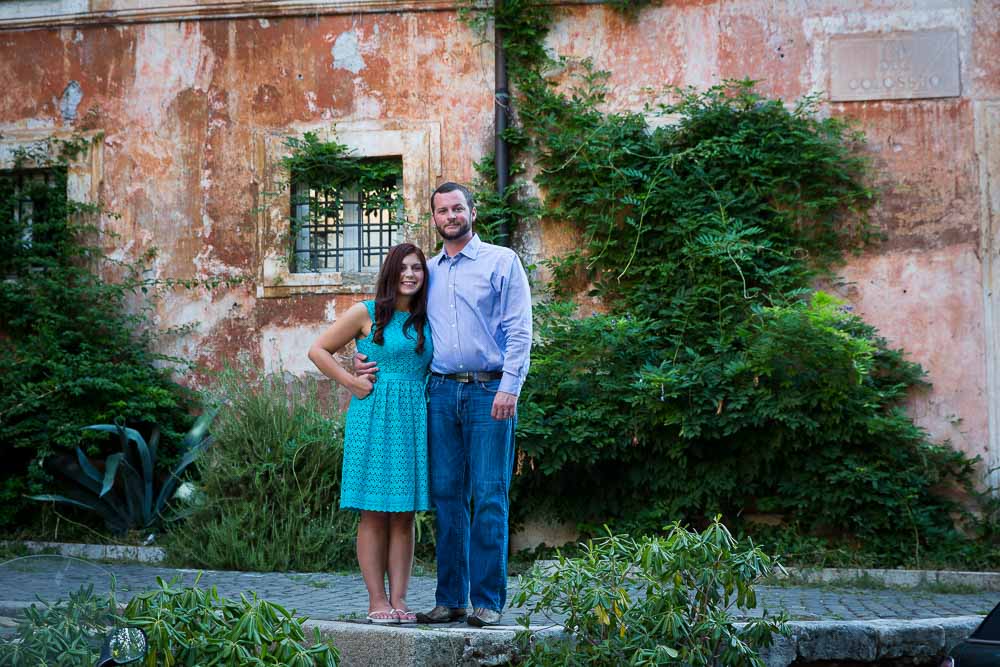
[830,30,960,102]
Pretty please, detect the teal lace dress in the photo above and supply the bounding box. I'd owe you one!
[340,300,433,512]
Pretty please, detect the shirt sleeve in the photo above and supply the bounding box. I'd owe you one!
[498,253,533,396]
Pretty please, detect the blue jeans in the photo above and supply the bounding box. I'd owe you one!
[428,376,516,612]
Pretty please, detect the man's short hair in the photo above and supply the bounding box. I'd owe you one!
[431,182,475,213]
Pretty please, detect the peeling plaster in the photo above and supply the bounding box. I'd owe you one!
[129,23,215,124]
[0,119,55,132]
[0,138,45,163]
[351,90,382,117]
[158,291,251,362]
[197,212,212,239]
[261,324,328,374]
[192,245,244,279]
[107,240,137,265]
[332,31,364,73]
[0,0,87,20]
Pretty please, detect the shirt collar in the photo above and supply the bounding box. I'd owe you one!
[434,233,481,264]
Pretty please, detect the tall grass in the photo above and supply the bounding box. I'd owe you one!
[165,367,357,572]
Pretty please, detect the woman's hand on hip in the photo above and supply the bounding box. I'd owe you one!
[351,374,375,399]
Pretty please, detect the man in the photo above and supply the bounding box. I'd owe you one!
[356,182,532,627]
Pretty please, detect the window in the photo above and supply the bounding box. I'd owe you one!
[254,121,441,298]
[290,163,402,274]
[0,167,67,274]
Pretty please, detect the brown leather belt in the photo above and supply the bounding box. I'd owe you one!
[431,371,504,383]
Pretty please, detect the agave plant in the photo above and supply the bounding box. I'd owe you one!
[30,411,216,535]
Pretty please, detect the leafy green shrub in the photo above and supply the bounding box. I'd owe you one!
[0,583,112,666]
[29,414,215,535]
[513,519,787,666]
[0,577,338,667]
[512,302,660,520]
[0,137,202,530]
[123,576,338,667]
[165,367,358,572]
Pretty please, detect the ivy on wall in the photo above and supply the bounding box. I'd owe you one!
[466,1,996,565]
[280,132,402,209]
[277,132,406,271]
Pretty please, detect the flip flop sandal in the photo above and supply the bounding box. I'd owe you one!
[367,609,399,625]
[393,608,417,624]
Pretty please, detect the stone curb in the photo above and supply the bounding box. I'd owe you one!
[0,601,983,666]
[0,540,165,563]
[533,559,1000,592]
[6,542,1000,591]
[762,616,983,667]
[298,616,984,667]
[302,620,543,667]
[779,566,1000,591]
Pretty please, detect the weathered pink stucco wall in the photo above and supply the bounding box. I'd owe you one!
[0,8,495,383]
[0,0,995,468]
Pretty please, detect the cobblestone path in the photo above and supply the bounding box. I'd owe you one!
[0,556,995,624]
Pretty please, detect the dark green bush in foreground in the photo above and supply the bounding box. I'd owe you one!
[165,368,357,572]
[0,578,338,667]
[0,583,112,666]
[513,519,787,666]
[124,576,338,667]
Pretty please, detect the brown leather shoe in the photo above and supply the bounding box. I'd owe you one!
[467,607,502,627]
[415,605,467,624]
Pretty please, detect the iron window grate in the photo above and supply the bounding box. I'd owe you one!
[1,168,62,248]
[290,176,402,274]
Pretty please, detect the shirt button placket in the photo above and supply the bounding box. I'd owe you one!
[451,263,461,366]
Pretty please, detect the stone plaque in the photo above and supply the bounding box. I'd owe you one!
[830,30,960,102]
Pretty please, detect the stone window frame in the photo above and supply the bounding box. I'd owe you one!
[0,129,103,217]
[253,120,441,299]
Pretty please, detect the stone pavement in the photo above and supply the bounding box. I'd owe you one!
[0,555,996,624]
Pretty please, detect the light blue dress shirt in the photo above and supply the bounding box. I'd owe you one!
[427,234,532,396]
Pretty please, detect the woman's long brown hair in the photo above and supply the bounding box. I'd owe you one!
[372,243,429,354]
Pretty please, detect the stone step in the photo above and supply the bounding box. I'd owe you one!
[301,616,985,667]
[0,608,982,666]
[304,620,530,667]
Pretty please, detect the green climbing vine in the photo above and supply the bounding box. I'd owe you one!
[280,132,402,204]
[465,1,998,567]
[276,132,405,270]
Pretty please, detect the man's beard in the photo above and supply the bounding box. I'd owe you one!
[436,220,471,241]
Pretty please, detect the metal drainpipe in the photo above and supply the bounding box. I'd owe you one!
[494,0,511,247]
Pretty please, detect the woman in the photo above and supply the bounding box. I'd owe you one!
[307,242,432,624]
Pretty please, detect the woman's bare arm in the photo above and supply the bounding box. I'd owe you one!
[307,302,375,399]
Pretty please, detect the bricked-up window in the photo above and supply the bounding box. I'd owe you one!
[290,161,403,274]
[0,168,68,275]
